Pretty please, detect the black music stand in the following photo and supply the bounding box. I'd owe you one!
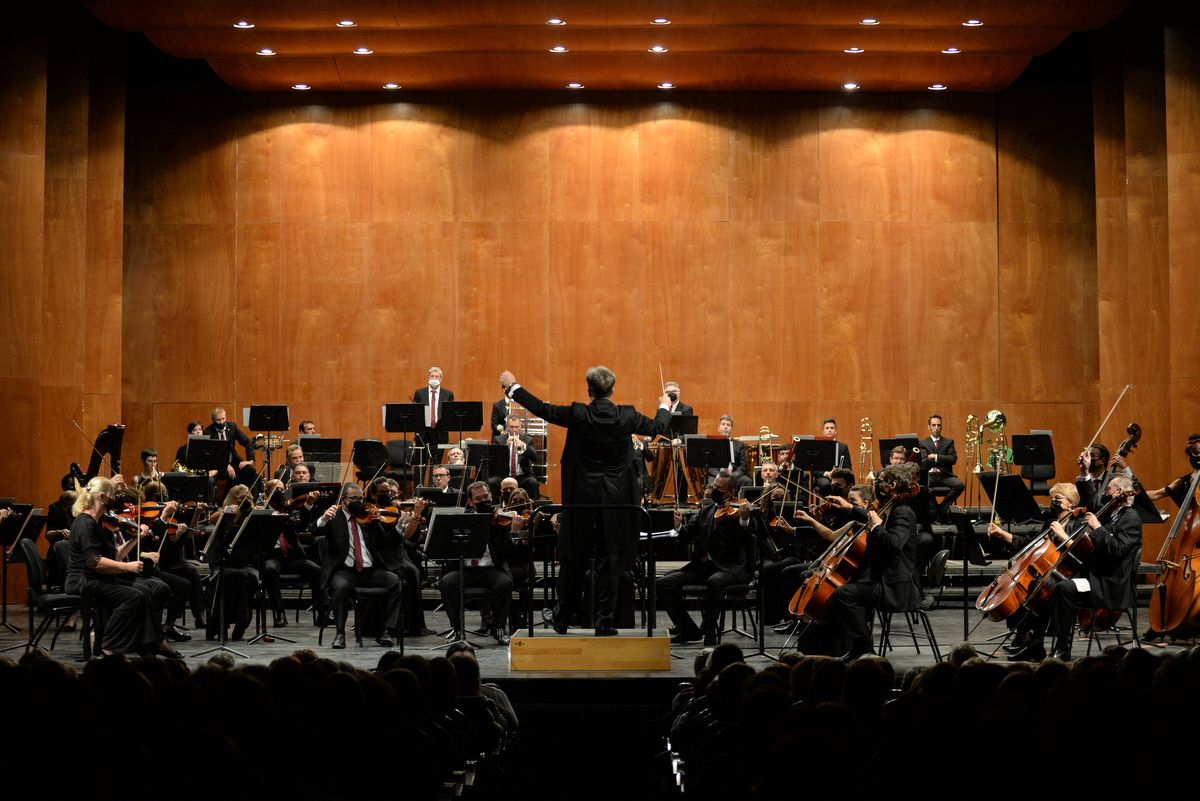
[947,507,990,641]
[442,401,483,463]
[1132,490,1168,525]
[977,472,1042,524]
[791,439,836,476]
[668,413,699,438]
[384,403,425,494]
[299,435,342,462]
[1011,434,1054,471]
[468,444,509,482]
[247,405,289,482]
[684,436,735,474]
[352,438,389,485]
[162,473,211,504]
[186,436,231,474]
[423,508,492,650]
[232,511,296,647]
[415,487,453,505]
[0,505,39,637]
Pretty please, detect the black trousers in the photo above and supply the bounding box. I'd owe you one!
[928,472,965,509]
[762,556,807,624]
[439,566,511,634]
[147,565,190,626]
[205,563,259,635]
[393,557,425,635]
[262,553,326,616]
[656,561,747,636]
[330,565,401,635]
[557,512,632,631]
[159,560,205,622]
[832,579,883,655]
[67,574,168,655]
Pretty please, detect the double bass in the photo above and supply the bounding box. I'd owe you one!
[1147,456,1200,639]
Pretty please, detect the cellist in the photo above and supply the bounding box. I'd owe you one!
[1006,474,1141,662]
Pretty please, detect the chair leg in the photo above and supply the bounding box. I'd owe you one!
[903,612,922,654]
[917,612,942,663]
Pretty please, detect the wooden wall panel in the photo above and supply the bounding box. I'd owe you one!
[908,103,998,223]
[278,105,372,223]
[639,105,730,222]
[727,99,819,222]
[370,105,459,222]
[454,104,551,222]
[818,105,913,222]
[235,109,285,223]
[233,222,283,400]
[548,104,640,222]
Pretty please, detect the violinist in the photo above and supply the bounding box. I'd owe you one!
[830,462,923,661]
[365,477,430,638]
[1006,474,1142,661]
[656,471,759,646]
[261,470,326,629]
[132,448,162,487]
[202,484,259,641]
[705,415,752,489]
[501,486,536,631]
[316,482,402,649]
[632,433,655,500]
[756,461,807,626]
[64,476,181,658]
[490,414,540,500]
[136,480,196,641]
[437,481,518,646]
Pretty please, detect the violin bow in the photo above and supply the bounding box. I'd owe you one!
[1085,383,1132,451]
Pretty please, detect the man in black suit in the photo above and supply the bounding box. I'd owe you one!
[830,462,923,660]
[315,482,402,649]
[501,366,672,635]
[490,414,541,500]
[438,481,520,645]
[657,471,759,646]
[1075,443,1134,512]
[706,415,752,489]
[491,394,513,437]
[1009,474,1142,661]
[919,414,965,519]
[203,407,256,485]
[663,380,694,417]
[815,418,851,493]
[413,366,454,478]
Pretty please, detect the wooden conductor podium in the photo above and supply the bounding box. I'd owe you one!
[509,634,672,672]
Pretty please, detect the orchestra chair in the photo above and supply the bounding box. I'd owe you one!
[678,580,757,644]
[876,583,943,662]
[318,585,403,651]
[1074,547,1142,656]
[925,548,951,609]
[14,539,82,656]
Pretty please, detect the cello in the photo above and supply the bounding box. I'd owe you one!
[1147,453,1200,639]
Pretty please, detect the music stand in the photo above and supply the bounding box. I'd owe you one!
[684,435,736,473]
[230,510,295,646]
[791,439,836,476]
[467,444,509,482]
[415,487,453,505]
[1131,489,1168,525]
[0,505,39,636]
[352,438,389,485]
[162,473,211,505]
[422,508,492,650]
[384,403,426,494]
[976,472,1042,523]
[299,435,342,462]
[1011,434,1054,470]
[668,414,699,438]
[947,507,990,641]
[442,402,483,468]
[185,436,231,474]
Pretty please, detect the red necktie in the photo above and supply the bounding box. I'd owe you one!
[351,520,364,572]
[278,532,290,557]
[430,389,438,428]
[511,442,518,475]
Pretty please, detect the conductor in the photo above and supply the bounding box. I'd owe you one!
[500,367,672,636]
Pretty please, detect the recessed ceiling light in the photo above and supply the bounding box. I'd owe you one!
[844,47,864,54]
[651,18,671,25]
[337,20,357,28]
[860,18,879,25]
[658,82,675,89]
[256,48,276,56]
[942,47,961,54]
[546,18,566,26]
[233,21,254,29]
[566,82,584,89]
[963,19,983,26]
[648,45,668,53]
[383,83,401,90]
[843,82,860,90]
[353,47,373,55]
[928,83,948,91]
[549,45,568,53]
[292,84,311,91]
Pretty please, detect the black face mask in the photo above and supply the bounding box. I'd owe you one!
[668,392,678,403]
[710,487,725,504]
[376,494,394,505]
[474,501,493,515]
[501,489,513,502]
[347,499,366,516]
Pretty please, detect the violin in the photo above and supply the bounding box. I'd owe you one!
[101,510,142,536]
[713,497,751,519]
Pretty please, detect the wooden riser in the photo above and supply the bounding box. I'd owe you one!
[509,634,672,671]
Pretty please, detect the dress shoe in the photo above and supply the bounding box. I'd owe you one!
[1049,641,1072,661]
[406,627,435,637]
[376,635,395,648]
[230,624,246,641]
[594,626,618,637]
[1006,642,1046,662]
[164,626,192,643]
[543,608,568,635]
[670,630,703,645]
[331,633,347,649]
[193,618,207,630]
[493,630,511,646]
[273,613,288,628]
[157,646,185,660]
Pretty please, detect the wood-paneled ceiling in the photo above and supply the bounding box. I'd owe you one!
[82,0,1132,93]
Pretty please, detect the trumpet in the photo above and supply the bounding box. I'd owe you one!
[508,435,527,454]
[858,417,875,483]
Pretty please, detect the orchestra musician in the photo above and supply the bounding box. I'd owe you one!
[632,433,655,501]
[260,471,326,629]
[502,366,672,636]
[814,418,851,493]
[706,415,752,489]
[316,483,402,649]
[203,484,259,641]
[1075,443,1132,511]
[658,471,759,646]
[132,448,162,487]
[173,421,212,475]
[65,475,182,658]
[490,414,541,500]
[274,443,304,481]
[366,477,431,638]
[919,414,964,520]
[829,462,923,661]
[203,407,256,485]
[751,461,806,627]
[663,381,693,417]
[1005,474,1142,662]
[137,480,197,641]
[298,419,318,435]
[437,481,519,645]
[1144,433,1200,507]
[491,391,514,436]
[413,366,454,477]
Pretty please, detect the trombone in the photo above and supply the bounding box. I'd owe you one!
[858,417,875,483]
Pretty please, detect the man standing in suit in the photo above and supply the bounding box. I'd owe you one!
[814,418,851,493]
[413,366,454,479]
[491,414,541,500]
[203,407,256,485]
[501,366,672,635]
[920,414,965,520]
[316,483,402,649]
